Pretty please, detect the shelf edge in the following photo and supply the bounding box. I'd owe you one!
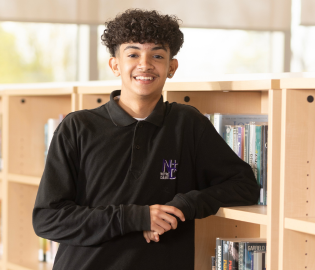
[285,217,315,235]
[215,207,268,225]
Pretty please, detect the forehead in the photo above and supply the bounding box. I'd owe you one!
[120,42,169,51]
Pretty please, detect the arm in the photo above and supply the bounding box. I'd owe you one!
[32,128,150,247]
[165,119,260,220]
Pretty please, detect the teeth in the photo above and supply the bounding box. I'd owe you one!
[135,76,154,80]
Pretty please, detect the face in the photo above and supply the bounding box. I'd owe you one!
[109,42,178,99]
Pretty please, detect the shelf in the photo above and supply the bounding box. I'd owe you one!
[285,217,315,235]
[2,87,73,96]
[7,261,54,270]
[8,174,40,186]
[280,78,315,89]
[215,205,267,225]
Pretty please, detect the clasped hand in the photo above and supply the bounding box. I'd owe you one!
[143,204,185,243]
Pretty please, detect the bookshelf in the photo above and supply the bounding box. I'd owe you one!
[278,78,315,270]
[0,76,312,270]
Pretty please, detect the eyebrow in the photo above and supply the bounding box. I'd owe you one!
[124,45,167,52]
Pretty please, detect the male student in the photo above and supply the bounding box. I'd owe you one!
[32,8,259,270]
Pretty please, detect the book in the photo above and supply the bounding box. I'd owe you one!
[261,125,268,205]
[212,256,216,270]
[255,125,262,204]
[244,241,266,270]
[228,240,239,270]
[244,124,250,163]
[238,238,266,270]
[251,251,266,270]
[222,240,229,270]
[216,238,223,270]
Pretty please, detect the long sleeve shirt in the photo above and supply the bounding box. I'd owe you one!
[32,89,260,270]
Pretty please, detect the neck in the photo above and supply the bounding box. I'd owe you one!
[116,90,161,119]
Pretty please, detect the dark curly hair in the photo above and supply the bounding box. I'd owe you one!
[101,9,184,59]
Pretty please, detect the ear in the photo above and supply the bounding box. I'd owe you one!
[109,57,121,77]
[167,58,179,78]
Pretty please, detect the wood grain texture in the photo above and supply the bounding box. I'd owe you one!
[8,95,72,177]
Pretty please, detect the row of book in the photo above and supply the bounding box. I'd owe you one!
[39,114,66,262]
[212,237,266,270]
[204,113,268,206]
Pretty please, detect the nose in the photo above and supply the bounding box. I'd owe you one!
[137,54,154,71]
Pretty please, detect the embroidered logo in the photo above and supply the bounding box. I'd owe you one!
[160,159,178,180]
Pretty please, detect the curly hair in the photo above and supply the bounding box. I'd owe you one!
[101,9,184,59]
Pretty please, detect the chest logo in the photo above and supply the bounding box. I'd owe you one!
[160,159,178,180]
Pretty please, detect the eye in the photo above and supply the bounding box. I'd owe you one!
[128,54,138,58]
[154,55,163,59]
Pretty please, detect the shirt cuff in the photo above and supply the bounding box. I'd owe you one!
[165,193,195,220]
[122,204,151,234]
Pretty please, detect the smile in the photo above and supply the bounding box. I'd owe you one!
[134,76,155,81]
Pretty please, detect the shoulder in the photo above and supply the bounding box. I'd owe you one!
[55,104,107,136]
[168,101,209,124]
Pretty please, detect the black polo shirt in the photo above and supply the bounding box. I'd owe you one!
[32,89,259,270]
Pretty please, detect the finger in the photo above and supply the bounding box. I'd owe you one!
[143,231,150,243]
[152,217,173,233]
[159,205,185,222]
[156,211,178,230]
[147,231,158,242]
[152,231,159,242]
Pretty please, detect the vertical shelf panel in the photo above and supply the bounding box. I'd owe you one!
[266,89,282,270]
[8,95,72,177]
[279,89,315,269]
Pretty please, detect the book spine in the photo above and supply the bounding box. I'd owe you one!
[251,253,254,270]
[225,125,233,149]
[263,125,268,205]
[239,242,244,270]
[214,114,223,137]
[244,124,250,163]
[233,127,238,154]
[228,241,233,270]
[249,122,256,174]
[216,238,222,270]
[237,126,242,159]
[244,243,267,270]
[260,125,265,205]
[212,256,216,270]
[241,126,245,160]
[255,125,262,204]
[230,241,239,270]
[223,240,229,270]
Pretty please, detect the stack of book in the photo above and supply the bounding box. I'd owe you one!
[214,237,266,270]
[39,114,66,262]
[204,113,268,206]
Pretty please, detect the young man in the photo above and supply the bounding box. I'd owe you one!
[32,9,259,270]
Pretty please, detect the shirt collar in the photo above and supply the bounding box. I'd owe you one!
[107,90,165,127]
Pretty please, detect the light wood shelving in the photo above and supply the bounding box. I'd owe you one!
[0,76,313,270]
[278,78,315,270]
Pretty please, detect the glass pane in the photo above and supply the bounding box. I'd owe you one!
[0,22,77,83]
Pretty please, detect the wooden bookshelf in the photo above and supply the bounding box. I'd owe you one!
[0,76,313,270]
[278,78,315,270]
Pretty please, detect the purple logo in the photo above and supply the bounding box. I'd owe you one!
[160,159,178,180]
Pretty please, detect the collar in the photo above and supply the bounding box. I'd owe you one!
[107,90,165,127]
